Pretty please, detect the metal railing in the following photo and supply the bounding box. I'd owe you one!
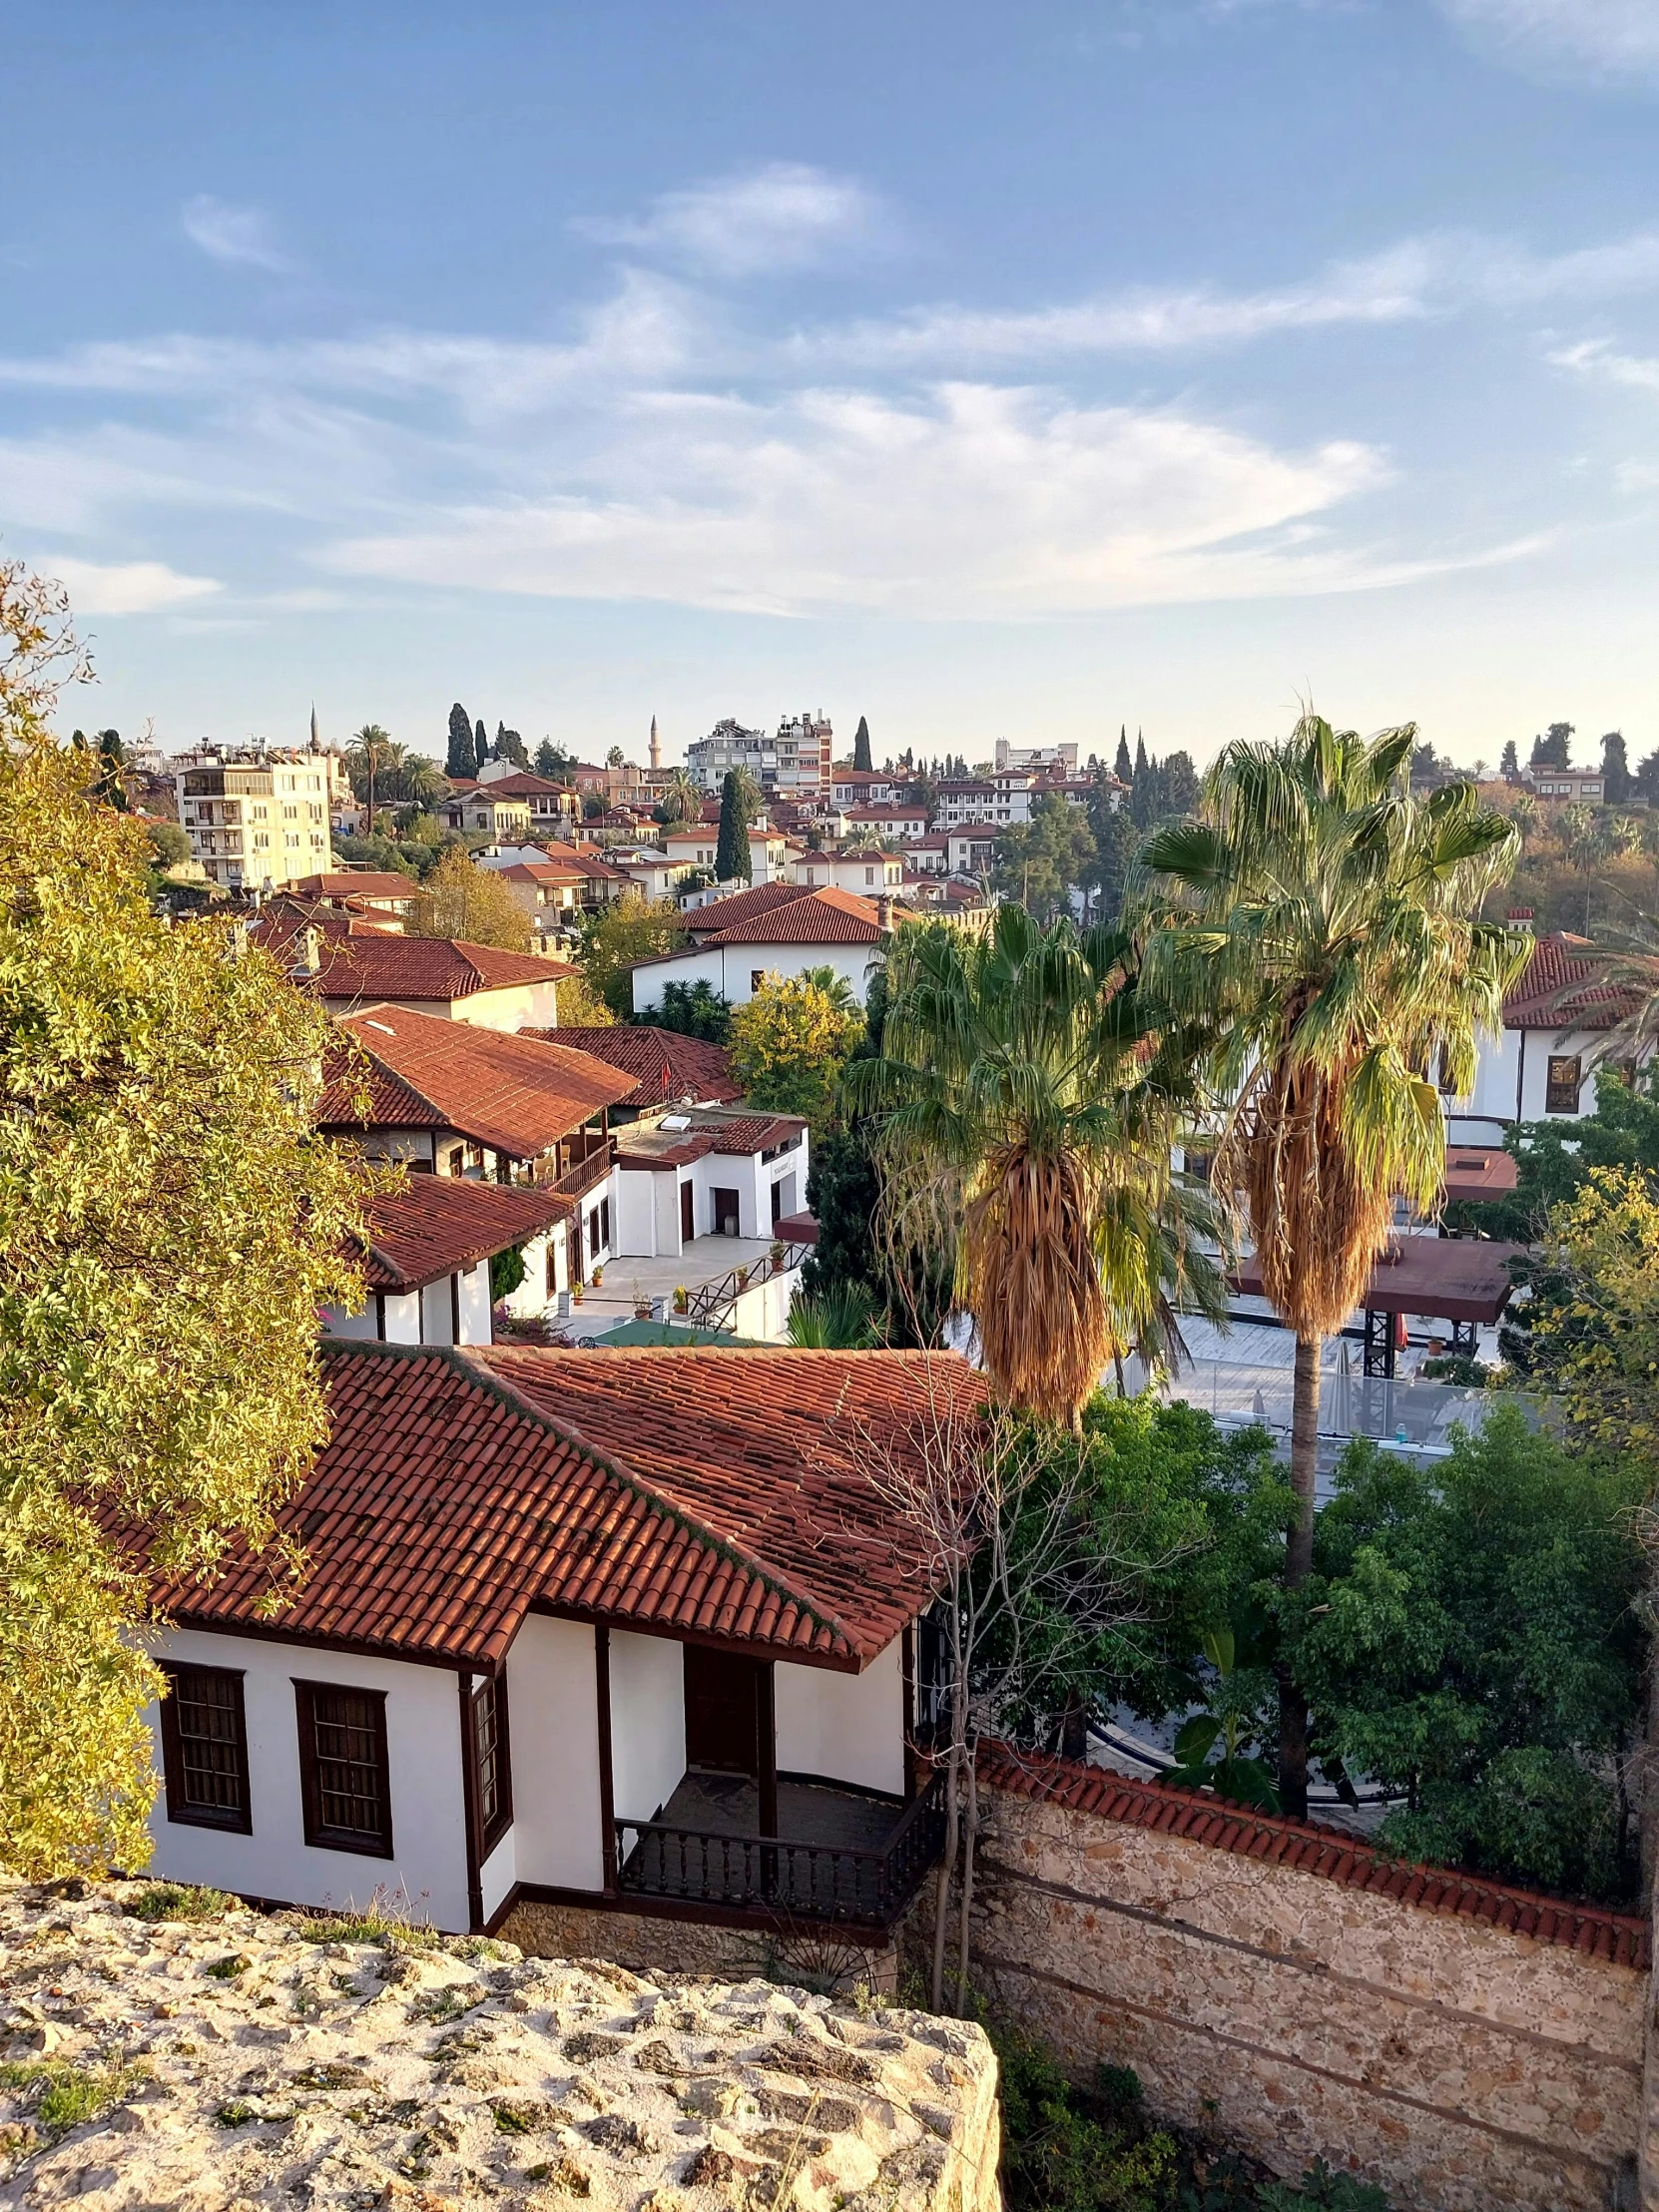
[1171,1358,1547,1452]
[614,1767,947,1925]
[682,1240,812,1332]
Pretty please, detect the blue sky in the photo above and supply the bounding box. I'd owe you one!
[6,0,1659,770]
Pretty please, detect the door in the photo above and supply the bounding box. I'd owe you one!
[684,1647,766,1777]
[711,1187,741,1236]
[680,1180,696,1246]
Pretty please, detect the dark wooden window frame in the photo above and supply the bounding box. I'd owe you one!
[464,1672,513,1861]
[293,1679,394,1859]
[159,1662,252,1833]
[1545,1053,1583,1116]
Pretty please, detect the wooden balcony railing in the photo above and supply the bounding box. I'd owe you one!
[546,1143,615,1203]
[613,1767,947,1926]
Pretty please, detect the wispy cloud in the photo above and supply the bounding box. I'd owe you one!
[1551,336,1659,391]
[573,163,885,276]
[1435,0,1659,85]
[182,196,298,275]
[36,555,221,614]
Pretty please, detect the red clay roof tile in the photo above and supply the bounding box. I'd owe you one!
[301,934,573,1007]
[357,1176,572,1292]
[526,1026,742,1107]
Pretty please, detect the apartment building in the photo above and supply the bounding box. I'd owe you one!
[173,744,339,889]
[687,713,832,799]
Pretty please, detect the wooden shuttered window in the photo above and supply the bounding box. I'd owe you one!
[294,1681,393,1858]
[160,1664,252,1833]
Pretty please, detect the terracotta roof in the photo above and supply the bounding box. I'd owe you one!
[1503,932,1640,1032]
[682,882,819,935]
[475,1346,977,1663]
[291,872,419,901]
[300,934,573,1007]
[131,1344,976,1673]
[357,1176,572,1292]
[251,900,401,958]
[1441,1148,1519,1203]
[614,1108,806,1167]
[699,887,884,947]
[977,1746,1649,1969]
[319,1006,635,1157]
[530,1026,742,1107]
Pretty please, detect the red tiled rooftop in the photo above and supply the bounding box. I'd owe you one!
[131,1344,980,1673]
[299,933,573,1007]
[977,1745,1650,1969]
[682,882,819,935]
[1503,931,1640,1032]
[530,1025,742,1106]
[291,871,420,902]
[319,1006,635,1158]
[357,1175,572,1292]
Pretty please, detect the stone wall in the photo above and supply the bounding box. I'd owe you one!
[0,1880,997,2212]
[499,1895,902,1997]
[960,1752,1650,2212]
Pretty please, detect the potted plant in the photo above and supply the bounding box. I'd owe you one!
[673,1287,689,1314]
[572,1283,584,1306]
[769,1240,786,1268]
[591,1265,603,1288]
[735,1266,750,1291]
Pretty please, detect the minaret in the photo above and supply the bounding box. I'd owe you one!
[309,703,320,752]
[649,715,661,773]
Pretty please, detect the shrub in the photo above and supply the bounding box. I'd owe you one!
[126,1883,232,1923]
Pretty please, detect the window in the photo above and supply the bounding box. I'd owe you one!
[159,1664,251,1832]
[589,1205,602,1260]
[600,1196,611,1249]
[752,969,766,992]
[466,1676,512,1856]
[295,1681,392,1857]
[1545,1054,1583,1115]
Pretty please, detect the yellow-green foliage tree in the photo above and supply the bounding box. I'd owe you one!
[0,562,376,1878]
[408,845,533,950]
[578,893,686,1018]
[729,969,863,1125]
[1523,1166,1659,1462]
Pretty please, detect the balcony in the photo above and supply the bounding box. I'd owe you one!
[615,1767,947,1927]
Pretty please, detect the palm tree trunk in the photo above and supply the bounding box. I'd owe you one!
[1279,1332,1322,1819]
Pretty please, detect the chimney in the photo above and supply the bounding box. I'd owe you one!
[876,894,894,931]
[300,924,322,975]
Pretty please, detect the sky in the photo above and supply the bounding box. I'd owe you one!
[5,1,1659,773]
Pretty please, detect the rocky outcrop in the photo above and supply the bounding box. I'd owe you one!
[0,1882,999,2212]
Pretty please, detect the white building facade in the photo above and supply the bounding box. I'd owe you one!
[175,745,339,890]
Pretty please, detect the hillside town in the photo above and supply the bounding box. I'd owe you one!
[9,9,1659,2211]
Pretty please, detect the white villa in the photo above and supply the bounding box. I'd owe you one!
[137,1346,960,1942]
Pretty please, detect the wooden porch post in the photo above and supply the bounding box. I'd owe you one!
[757,1661,778,1838]
[595,1625,617,1894]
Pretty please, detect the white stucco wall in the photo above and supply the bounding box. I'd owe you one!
[322,1302,378,1341]
[1442,1022,1638,1142]
[142,1627,474,1931]
[419,1280,453,1344]
[337,979,561,1032]
[382,1290,420,1345]
[632,941,878,1013]
[503,1615,605,1894]
[775,1635,904,1798]
[457,1259,492,1344]
[608,1631,685,1825]
[615,1167,664,1258]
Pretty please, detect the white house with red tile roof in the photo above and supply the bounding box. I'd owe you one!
[324,1175,576,1348]
[791,848,906,895]
[129,1343,969,1936]
[630,885,890,1014]
[612,1104,810,1254]
[1442,922,1652,1142]
[292,932,574,1030]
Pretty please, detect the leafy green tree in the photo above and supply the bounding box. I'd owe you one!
[1500,738,1519,780]
[1531,722,1573,770]
[715,769,753,882]
[728,970,863,1125]
[446,702,475,780]
[656,767,702,826]
[852,715,872,773]
[495,724,528,770]
[848,907,1222,1422]
[1283,1412,1645,1901]
[1160,751,1198,818]
[0,577,374,1875]
[146,821,191,868]
[652,978,731,1041]
[1137,713,1524,1814]
[992,792,1095,920]
[579,893,686,1018]
[1452,1065,1659,1246]
[534,739,575,782]
[1638,748,1659,805]
[1602,730,1632,804]
[786,1282,879,1348]
[408,847,532,950]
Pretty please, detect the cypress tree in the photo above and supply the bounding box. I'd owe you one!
[474,719,489,774]
[715,770,752,882]
[496,724,529,770]
[446,703,475,779]
[1114,726,1133,786]
[1602,731,1631,804]
[1499,739,1519,781]
[853,716,872,773]
[1133,729,1149,785]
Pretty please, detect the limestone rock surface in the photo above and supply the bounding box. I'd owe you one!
[0,1883,999,2212]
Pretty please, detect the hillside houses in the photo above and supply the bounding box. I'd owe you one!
[629,882,890,1012]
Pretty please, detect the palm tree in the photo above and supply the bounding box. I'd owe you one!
[802,964,858,1019]
[845,905,1223,1424]
[1135,713,1525,1815]
[658,768,701,826]
[350,725,396,826]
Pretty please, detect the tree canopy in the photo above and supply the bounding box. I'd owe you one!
[715,769,755,882]
[852,715,873,774]
[0,578,376,1874]
[728,969,863,1125]
[445,702,475,780]
[578,893,686,1018]
[408,847,532,950]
